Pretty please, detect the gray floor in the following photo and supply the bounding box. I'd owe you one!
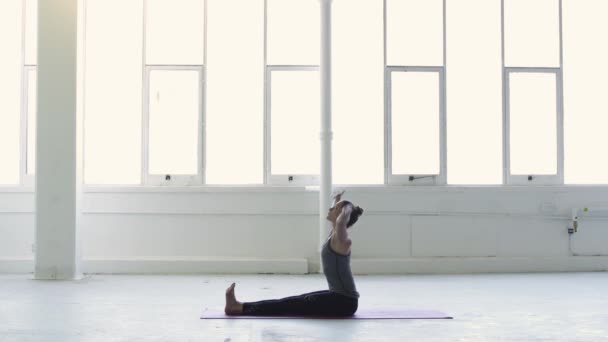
[1,272,607,342]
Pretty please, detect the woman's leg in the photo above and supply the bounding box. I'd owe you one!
[241,290,358,317]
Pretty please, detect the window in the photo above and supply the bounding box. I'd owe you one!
[0,0,22,185]
[25,68,37,179]
[145,0,204,66]
[144,68,202,185]
[502,0,563,185]
[506,71,561,181]
[446,0,502,185]
[385,0,446,185]
[267,0,319,66]
[562,0,608,184]
[24,0,37,66]
[84,0,143,184]
[504,0,560,68]
[387,69,445,185]
[387,0,443,66]
[332,0,384,185]
[7,0,607,188]
[266,0,320,185]
[206,0,264,184]
[267,68,320,184]
[142,0,205,185]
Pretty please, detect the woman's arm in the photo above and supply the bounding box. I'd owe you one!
[335,205,352,245]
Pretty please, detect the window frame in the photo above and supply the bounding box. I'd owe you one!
[385,66,447,186]
[503,67,564,185]
[383,0,447,186]
[265,65,320,186]
[20,65,36,188]
[501,0,564,185]
[19,0,35,188]
[142,65,205,186]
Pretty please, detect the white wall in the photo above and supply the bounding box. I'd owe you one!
[1,186,608,274]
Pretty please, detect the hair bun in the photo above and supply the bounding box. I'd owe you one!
[356,206,364,215]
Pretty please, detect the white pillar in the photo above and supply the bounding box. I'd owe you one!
[319,0,333,271]
[35,0,81,280]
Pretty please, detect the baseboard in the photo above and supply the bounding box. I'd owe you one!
[0,258,33,273]
[82,257,309,274]
[351,256,608,274]
[3,256,608,275]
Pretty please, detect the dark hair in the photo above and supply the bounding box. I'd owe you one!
[342,201,364,228]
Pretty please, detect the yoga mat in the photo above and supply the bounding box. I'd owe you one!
[201,308,452,320]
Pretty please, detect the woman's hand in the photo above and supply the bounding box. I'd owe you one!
[331,190,345,205]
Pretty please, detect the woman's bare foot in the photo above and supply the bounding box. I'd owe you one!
[224,283,244,315]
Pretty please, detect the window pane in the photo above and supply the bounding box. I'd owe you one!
[333,0,383,184]
[504,0,560,67]
[563,0,608,184]
[509,73,557,175]
[267,0,319,65]
[391,72,440,175]
[25,0,37,65]
[146,0,204,65]
[84,0,143,184]
[27,70,37,175]
[387,0,443,66]
[148,70,200,175]
[447,0,502,184]
[206,0,264,184]
[271,71,320,175]
[0,0,22,184]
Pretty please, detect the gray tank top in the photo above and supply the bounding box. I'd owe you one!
[321,236,360,299]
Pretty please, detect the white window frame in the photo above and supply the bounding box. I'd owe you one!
[385,66,447,186]
[265,65,320,186]
[19,0,35,188]
[383,0,447,186]
[20,65,36,188]
[503,67,564,185]
[501,0,564,185]
[142,65,205,186]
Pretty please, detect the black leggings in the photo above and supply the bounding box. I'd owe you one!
[242,290,358,317]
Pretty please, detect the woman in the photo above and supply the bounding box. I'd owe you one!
[224,191,364,317]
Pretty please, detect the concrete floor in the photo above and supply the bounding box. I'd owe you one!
[1,273,607,342]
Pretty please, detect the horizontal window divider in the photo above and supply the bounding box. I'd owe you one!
[146,174,203,186]
[504,66,561,73]
[3,184,608,195]
[386,65,444,72]
[388,174,441,186]
[77,184,608,194]
[144,64,203,69]
[269,174,320,186]
[266,65,319,71]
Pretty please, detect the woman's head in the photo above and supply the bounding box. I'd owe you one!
[326,200,364,228]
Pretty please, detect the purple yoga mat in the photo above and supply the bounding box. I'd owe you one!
[200,308,452,319]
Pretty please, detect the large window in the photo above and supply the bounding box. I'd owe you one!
[562,0,608,184]
[332,0,384,185]
[206,0,264,184]
[4,0,608,187]
[266,0,320,185]
[502,0,563,184]
[446,0,502,185]
[0,0,22,185]
[143,0,205,185]
[386,0,446,185]
[84,0,143,184]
